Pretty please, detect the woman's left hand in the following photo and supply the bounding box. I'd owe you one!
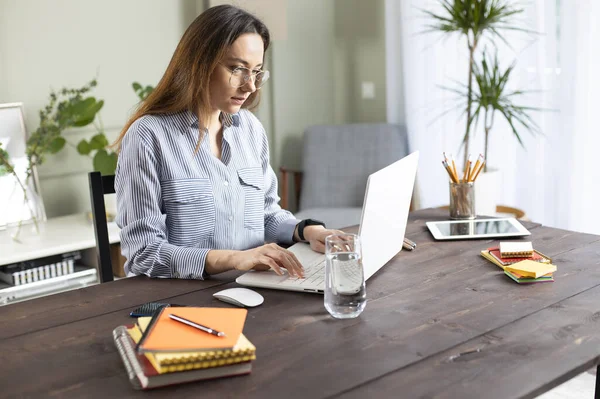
[303,226,345,253]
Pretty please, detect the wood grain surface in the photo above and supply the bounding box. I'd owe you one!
[2,209,599,399]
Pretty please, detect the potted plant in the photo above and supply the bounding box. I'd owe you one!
[424,0,526,166]
[0,81,103,240]
[425,0,536,215]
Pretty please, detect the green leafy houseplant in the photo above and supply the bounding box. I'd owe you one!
[424,0,526,166]
[75,81,154,175]
[469,52,541,171]
[0,80,103,238]
[0,147,12,177]
[132,82,154,101]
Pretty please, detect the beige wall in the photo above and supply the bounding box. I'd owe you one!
[270,0,336,172]
[0,0,387,218]
[333,0,387,124]
[270,0,388,172]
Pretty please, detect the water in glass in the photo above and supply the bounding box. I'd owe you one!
[324,234,366,319]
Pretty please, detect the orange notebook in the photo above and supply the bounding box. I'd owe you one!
[137,307,248,353]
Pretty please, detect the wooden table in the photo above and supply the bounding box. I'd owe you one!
[3,208,600,399]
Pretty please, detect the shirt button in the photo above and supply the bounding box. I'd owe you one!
[224,181,229,186]
[228,216,233,221]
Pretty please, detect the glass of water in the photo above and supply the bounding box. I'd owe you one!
[324,234,367,319]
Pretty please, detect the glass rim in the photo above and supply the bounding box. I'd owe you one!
[325,233,359,242]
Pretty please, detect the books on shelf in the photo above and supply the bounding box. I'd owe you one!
[0,250,81,286]
[113,307,255,389]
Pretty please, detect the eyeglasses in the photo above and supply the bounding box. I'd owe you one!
[220,63,270,89]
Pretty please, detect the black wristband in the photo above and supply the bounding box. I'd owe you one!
[297,219,326,242]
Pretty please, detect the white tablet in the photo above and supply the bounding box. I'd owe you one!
[426,218,531,240]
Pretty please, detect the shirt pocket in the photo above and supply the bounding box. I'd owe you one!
[237,167,264,230]
[162,178,216,247]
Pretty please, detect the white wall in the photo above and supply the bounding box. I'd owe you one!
[270,0,336,172]
[0,0,200,217]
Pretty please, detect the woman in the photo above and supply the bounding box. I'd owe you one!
[115,5,341,279]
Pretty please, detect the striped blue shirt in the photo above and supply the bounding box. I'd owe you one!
[115,109,299,279]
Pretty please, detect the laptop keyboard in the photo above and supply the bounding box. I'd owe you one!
[283,256,364,289]
[285,257,326,287]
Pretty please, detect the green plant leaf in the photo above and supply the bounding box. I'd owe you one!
[72,99,104,127]
[48,136,66,154]
[93,149,118,176]
[132,82,142,92]
[77,139,92,155]
[89,133,109,150]
[0,146,12,176]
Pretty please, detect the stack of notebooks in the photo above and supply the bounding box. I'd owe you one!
[113,307,255,389]
[481,242,557,284]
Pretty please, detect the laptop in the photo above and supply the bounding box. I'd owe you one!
[236,151,419,294]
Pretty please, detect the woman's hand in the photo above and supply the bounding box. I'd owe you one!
[303,226,345,253]
[231,243,305,277]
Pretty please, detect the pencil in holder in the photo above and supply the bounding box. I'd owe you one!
[449,182,475,220]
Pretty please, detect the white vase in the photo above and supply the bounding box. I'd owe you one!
[474,168,500,217]
[2,175,46,239]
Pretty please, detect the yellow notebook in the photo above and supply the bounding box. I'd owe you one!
[128,317,256,374]
[505,259,557,278]
[481,250,506,270]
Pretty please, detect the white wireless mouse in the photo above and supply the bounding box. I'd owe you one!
[213,288,264,308]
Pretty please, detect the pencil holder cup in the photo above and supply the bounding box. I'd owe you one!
[449,182,475,220]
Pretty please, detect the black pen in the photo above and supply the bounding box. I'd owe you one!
[169,314,226,337]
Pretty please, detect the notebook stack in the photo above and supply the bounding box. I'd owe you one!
[113,307,255,389]
[481,242,557,284]
[504,260,557,284]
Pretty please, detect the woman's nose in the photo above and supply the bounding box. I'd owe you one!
[241,76,257,93]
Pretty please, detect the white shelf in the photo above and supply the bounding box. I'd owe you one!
[0,213,120,266]
[0,266,98,305]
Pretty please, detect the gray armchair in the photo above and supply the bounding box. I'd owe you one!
[280,123,410,229]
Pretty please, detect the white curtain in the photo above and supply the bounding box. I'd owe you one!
[387,0,600,234]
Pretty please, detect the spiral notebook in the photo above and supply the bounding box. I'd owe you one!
[113,326,252,390]
[499,242,533,258]
[130,317,256,373]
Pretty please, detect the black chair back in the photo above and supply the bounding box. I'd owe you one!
[88,172,116,283]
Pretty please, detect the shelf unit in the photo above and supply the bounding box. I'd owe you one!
[0,213,120,305]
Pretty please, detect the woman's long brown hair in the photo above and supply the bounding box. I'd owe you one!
[113,5,270,151]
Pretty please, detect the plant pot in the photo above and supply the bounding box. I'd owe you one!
[474,168,500,217]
